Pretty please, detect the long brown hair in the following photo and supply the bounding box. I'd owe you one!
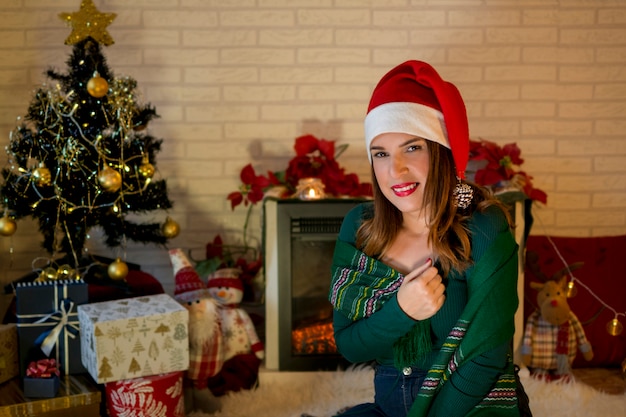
[355,140,511,276]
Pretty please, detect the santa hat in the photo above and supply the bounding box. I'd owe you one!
[364,60,469,179]
[207,269,244,292]
[169,248,210,303]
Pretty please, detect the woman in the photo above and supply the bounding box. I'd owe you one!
[329,61,526,416]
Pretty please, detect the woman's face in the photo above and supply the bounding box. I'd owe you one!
[370,132,430,215]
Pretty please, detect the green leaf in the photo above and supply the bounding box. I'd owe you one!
[194,258,223,277]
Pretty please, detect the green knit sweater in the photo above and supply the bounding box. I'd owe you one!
[332,202,518,416]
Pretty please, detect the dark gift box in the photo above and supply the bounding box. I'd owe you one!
[16,280,88,377]
[23,375,60,398]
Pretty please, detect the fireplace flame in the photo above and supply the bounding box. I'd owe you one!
[292,320,337,355]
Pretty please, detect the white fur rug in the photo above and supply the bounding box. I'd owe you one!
[187,365,625,417]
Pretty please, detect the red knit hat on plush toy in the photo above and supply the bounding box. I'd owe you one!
[364,60,469,179]
[206,270,244,292]
[169,248,210,303]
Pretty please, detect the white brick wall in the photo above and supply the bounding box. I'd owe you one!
[1,0,625,293]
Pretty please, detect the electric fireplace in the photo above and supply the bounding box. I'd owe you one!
[263,197,366,371]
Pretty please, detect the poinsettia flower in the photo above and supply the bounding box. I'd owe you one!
[293,134,336,160]
[516,171,548,204]
[205,234,225,263]
[330,172,359,196]
[474,166,507,186]
[234,255,263,284]
[469,138,547,204]
[226,190,244,208]
[470,139,524,184]
[527,188,548,205]
[227,163,273,210]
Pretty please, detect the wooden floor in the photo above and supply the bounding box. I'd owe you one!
[572,367,625,395]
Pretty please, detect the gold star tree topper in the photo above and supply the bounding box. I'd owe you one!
[59,0,117,46]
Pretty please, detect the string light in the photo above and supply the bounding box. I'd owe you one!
[534,210,625,336]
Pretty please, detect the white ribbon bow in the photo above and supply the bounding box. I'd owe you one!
[35,299,79,357]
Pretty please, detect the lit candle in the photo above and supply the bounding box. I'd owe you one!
[296,178,325,200]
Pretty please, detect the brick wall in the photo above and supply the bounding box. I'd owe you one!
[0,0,625,293]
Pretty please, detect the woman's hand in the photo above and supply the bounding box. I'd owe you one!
[397,258,446,320]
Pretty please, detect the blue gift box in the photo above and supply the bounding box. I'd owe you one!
[23,375,60,398]
[16,280,88,377]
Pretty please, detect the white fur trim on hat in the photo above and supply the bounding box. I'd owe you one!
[364,102,449,162]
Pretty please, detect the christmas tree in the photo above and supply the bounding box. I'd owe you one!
[0,1,179,278]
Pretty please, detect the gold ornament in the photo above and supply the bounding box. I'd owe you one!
[87,73,109,98]
[566,280,578,298]
[606,318,623,336]
[0,216,17,237]
[32,162,52,187]
[162,217,180,238]
[108,258,128,281]
[42,266,59,281]
[138,157,155,179]
[98,165,122,192]
[110,203,120,215]
[56,264,79,280]
[59,0,117,46]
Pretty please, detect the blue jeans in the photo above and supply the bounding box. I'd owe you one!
[336,364,427,417]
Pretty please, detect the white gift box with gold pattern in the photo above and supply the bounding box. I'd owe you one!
[78,294,189,384]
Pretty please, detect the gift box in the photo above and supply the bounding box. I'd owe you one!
[23,374,60,398]
[105,370,185,417]
[78,293,189,384]
[23,358,61,398]
[0,323,19,384]
[16,280,88,377]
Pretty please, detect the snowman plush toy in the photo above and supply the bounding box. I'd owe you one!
[204,269,265,396]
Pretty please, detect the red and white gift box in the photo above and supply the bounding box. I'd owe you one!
[105,370,185,417]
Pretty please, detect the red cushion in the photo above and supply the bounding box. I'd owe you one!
[524,235,626,368]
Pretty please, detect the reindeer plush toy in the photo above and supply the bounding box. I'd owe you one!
[521,274,594,380]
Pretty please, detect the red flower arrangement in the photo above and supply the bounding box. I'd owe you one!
[227,134,372,211]
[226,134,372,244]
[469,138,547,204]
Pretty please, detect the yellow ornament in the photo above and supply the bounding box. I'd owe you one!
[59,0,117,46]
[98,166,122,192]
[32,163,52,187]
[42,266,59,281]
[607,318,623,336]
[56,264,79,280]
[566,280,578,298]
[0,216,17,237]
[108,258,129,281]
[138,157,155,179]
[87,73,109,98]
[162,217,180,238]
